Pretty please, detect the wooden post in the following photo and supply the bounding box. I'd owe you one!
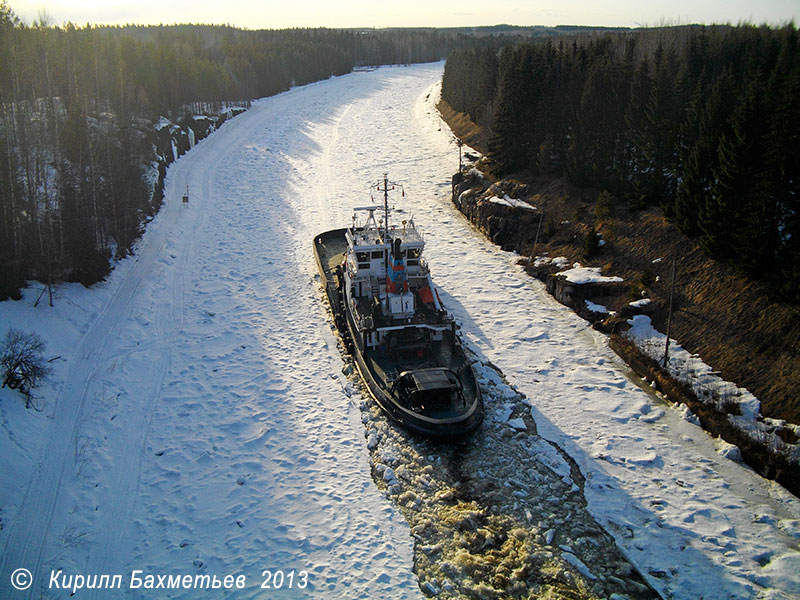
[527,211,545,273]
[663,258,677,367]
[46,243,53,307]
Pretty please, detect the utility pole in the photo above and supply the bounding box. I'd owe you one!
[663,258,677,368]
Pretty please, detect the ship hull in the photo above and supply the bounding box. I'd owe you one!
[314,229,483,438]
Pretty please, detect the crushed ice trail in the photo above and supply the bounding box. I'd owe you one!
[339,335,658,599]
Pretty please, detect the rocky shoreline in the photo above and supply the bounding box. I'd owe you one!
[149,104,249,215]
[450,166,800,498]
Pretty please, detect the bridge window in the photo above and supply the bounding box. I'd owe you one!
[406,248,421,266]
[356,251,370,269]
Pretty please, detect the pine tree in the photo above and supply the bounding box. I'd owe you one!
[0,135,25,299]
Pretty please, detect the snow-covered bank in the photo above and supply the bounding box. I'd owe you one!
[626,314,800,464]
[1,63,798,600]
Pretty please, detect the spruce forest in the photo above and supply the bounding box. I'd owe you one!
[3,6,797,306]
[442,24,800,303]
[0,1,498,300]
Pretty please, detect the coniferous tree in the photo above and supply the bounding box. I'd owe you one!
[474,47,498,129]
[516,45,544,170]
[442,23,800,301]
[675,70,734,236]
[0,135,25,299]
[761,26,800,297]
[629,45,682,209]
[622,58,652,208]
[702,75,766,264]
[566,51,621,187]
[533,41,568,174]
[1,15,481,298]
[488,47,526,175]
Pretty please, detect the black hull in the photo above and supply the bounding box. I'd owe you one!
[314,229,483,439]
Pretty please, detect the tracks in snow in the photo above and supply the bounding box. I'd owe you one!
[0,162,188,597]
[0,80,423,599]
[0,100,261,598]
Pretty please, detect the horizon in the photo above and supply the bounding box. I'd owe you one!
[8,0,798,30]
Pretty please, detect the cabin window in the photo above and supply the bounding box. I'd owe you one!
[406,248,421,266]
[356,251,370,269]
[371,251,384,260]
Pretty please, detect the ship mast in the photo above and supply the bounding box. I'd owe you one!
[382,173,390,244]
[373,174,403,310]
[374,173,403,244]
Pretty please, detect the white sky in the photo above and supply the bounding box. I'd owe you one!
[9,0,799,29]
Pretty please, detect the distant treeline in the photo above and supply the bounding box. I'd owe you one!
[442,24,800,302]
[5,2,577,300]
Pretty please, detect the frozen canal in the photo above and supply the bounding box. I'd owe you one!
[1,63,798,599]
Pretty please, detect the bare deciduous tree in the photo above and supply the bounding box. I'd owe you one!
[1,328,50,405]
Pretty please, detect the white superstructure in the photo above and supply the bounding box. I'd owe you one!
[342,177,446,350]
